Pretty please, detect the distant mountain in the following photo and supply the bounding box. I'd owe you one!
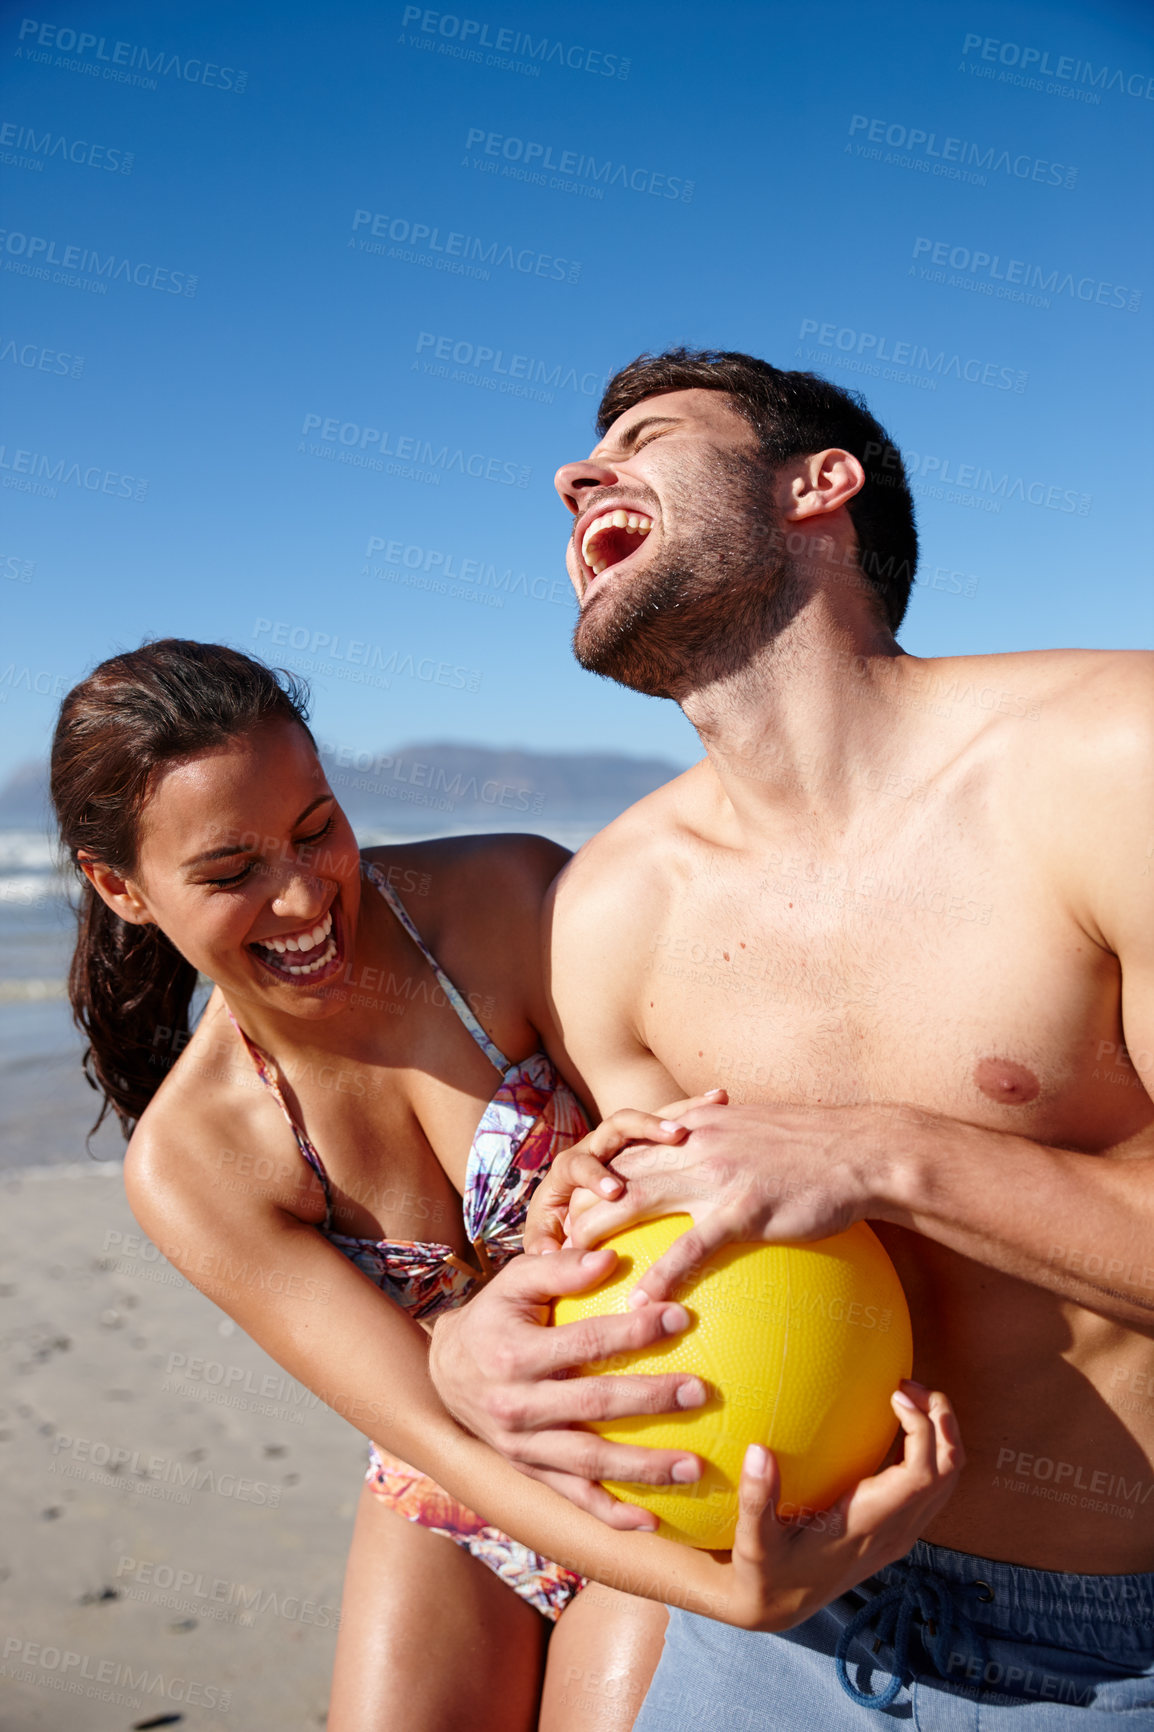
[0,745,690,831]
[317,740,687,825]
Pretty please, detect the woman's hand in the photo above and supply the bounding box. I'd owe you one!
[710,1380,963,1631]
[523,1090,729,1254]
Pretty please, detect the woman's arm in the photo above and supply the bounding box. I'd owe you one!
[124,1108,729,1605]
[125,1106,960,1632]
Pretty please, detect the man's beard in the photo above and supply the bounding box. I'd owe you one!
[572,450,805,698]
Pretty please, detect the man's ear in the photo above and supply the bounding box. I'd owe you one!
[784,448,866,521]
[77,854,154,926]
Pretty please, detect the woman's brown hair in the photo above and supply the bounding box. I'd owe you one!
[50,639,313,1138]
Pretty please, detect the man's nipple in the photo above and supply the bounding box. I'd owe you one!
[973,1057,1040,1105]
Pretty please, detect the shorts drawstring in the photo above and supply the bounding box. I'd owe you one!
[834,1564,989,1709]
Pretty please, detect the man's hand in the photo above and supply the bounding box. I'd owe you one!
[428,1244,711,1529]
[564,1101,905,1303]
[730,1381,964,1632]
[523,1089,728,1254]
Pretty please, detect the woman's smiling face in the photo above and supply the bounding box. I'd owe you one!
[102,718,363,1019]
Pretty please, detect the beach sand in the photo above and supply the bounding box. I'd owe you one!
[0,1159,366,1729]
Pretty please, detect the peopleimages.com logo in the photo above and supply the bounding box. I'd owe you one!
[14,18,247,91]
[797,319,1027,392]
[0,442,148,500]
[1,1636,231,1714]
[881,445,1091,517]
[115,1553,341,1629]
[1,550,36,582]
[911,238,1141,312]
[960,33,1153,101]
[400,8,630,79]
[350,208,580,283]
[364,533,572,610]
[0,119,134,172]
[0,229,197,294]
[463,127,693,201]
[1,336,85,376]
[846,114,1077,189]
[299,413,530,488]
[254,619,484,696]
[414,331,603,399]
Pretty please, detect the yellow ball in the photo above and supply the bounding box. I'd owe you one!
[552,1215,912,1547]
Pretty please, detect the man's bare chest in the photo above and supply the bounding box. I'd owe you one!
[639,839,1149,1152]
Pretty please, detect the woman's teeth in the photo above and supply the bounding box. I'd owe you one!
[581,510,653,576]
[254,910,336,976]
[281,938,336,977]
[261,911,332,955]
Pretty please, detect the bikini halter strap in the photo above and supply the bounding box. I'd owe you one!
[363,860,510,1075]
[225,1010,335,1227]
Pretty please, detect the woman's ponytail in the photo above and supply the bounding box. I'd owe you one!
[68,885,199,1135]
[50,639,312,1138]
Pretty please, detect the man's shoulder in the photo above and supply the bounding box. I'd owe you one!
[913,648,1150,735]
[1028,647,1153,719]
[548,765,710,968]
[1038,650,1153,766]
[1001,650,1153,953]
[944,651,1152,938]
[925,644,1148,689]
[557,763,706,890]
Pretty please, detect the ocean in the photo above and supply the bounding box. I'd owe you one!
[0,827,126,1168]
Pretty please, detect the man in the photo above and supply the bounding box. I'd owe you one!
[430,349,1154,1723]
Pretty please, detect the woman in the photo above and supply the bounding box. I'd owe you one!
[53,640,958,1731]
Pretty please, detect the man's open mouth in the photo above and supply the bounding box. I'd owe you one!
[580,508,654,584]
[249,908,342,982]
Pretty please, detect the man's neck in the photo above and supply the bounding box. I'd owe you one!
[677,590,917,838]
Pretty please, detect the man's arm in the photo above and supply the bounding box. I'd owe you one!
[561,1098,1154,1329]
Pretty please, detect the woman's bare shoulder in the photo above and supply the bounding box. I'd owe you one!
[359,835,570,1036]
[361,832,568,897]
[123,996,313,1227]
[361,834,569,945]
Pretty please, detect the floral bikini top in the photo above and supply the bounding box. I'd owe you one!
[231,860,590,1322]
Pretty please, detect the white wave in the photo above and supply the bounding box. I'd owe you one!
[0,873,67,906]
[0,830,59,871]
[0,978,67,1001]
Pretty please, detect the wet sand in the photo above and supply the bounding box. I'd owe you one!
[0,997,126,1172]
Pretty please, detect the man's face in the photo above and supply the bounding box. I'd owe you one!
[553,388,796,697]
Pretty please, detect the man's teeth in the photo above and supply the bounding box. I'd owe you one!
[581,510,653,576]
[257,910,333,962]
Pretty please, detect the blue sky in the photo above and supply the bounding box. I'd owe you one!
[2,0,1152,784]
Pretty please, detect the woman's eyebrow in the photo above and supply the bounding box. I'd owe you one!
[293,792,335,827]
[180,794,334,869]
[182,840,250,868]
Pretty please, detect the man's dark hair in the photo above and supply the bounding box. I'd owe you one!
[596,348,918,631]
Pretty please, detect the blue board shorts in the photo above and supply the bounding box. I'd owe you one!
[634,1540,1154,1727]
